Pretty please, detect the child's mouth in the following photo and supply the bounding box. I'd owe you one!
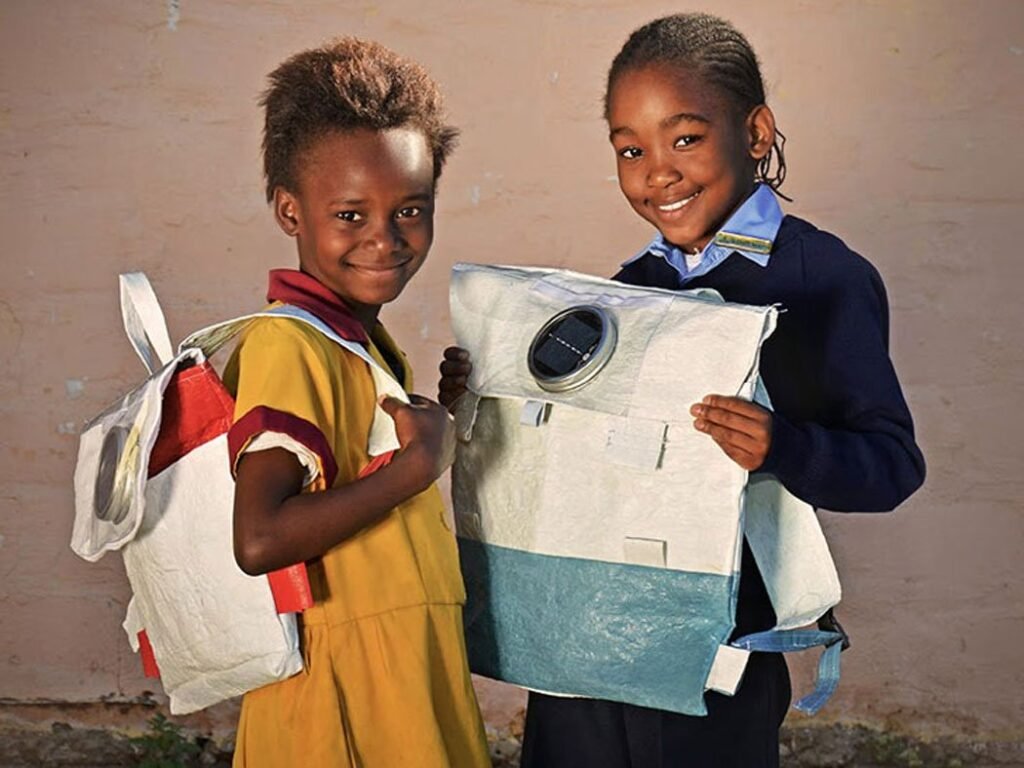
[349,257,412,273]
[656,190,701,213]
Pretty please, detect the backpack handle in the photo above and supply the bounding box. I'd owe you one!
[119,273,175,375]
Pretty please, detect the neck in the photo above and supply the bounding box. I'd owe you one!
[350,303,381,334]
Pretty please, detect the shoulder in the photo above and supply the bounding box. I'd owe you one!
[774,215,885,294]
[236,316,345,371]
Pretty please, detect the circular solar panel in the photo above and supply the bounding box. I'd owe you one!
[93,425,134,525]
[527,305,617,392]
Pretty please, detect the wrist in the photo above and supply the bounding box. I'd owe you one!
[389,443,437,496]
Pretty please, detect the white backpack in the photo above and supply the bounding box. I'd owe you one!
[71,273,404,714]
[449,263,845,716]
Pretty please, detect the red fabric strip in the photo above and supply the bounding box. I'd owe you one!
[267,563,314,614]
[137,630,160,679]
[358,450,396,479]
[228,406,339,488]
[266,451,394,614]
[267,269,369,343]
[148,362,235,478]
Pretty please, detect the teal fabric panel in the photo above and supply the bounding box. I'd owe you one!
[459,538,737,716]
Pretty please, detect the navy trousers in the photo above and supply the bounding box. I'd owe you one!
[519,652,790,768]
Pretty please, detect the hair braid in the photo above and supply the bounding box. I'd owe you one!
[605,13,789,197]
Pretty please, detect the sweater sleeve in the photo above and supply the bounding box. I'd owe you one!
[759,238,926,512]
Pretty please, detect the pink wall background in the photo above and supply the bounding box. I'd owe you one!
[1,0,1022,743]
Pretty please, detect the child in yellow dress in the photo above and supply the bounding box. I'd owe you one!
[224,38,490,767]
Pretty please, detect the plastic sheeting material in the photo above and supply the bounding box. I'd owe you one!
[450,263,841,715]
[71,274,402,713]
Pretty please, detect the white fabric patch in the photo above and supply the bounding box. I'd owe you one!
[244,432,320,488]
[623,537,667,567]
[605,417,667,470]
[520,400,551,427]
[706,644,750,695]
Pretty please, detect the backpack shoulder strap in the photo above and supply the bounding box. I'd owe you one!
[180,305,406,456]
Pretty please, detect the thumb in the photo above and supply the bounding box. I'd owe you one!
[377,395,407,418]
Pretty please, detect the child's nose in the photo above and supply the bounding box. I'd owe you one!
[646,150,683,187]
[647,163,679,188]
[366,219,407,253]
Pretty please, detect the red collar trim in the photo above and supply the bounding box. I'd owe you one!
[267,269,369,343]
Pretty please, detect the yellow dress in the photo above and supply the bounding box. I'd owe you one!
[223,315,490,768]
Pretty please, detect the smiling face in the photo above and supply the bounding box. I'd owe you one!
[607,65,773,253]
[273,127,436,327]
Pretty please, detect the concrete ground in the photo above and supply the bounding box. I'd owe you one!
[2,702,1023,768]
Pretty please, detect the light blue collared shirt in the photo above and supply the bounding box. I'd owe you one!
[621,184,784,286]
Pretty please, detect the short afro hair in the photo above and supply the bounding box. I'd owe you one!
[260,37,459,202]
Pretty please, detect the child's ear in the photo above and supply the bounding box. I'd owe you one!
[272,187,301,237]
[746,104,776,162]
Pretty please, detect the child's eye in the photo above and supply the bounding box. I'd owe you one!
[674,135,702,148]
[618,146,643,160]
[335,211,363,222]
[396,206,423,219]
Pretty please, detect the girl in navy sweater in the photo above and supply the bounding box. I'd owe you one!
[440,12,925,767]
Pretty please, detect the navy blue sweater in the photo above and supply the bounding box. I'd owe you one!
[615,214,926,634]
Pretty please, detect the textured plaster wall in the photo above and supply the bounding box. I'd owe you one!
[1,0,1021,743]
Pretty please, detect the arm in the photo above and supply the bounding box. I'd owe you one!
[233,394,455,575]
[760,253,924,511]
[695,244,925,512]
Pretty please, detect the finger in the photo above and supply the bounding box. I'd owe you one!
[438,375,467,391]
[443,346,470,362]
[698,395,767,421]
[407,393,438,408]
[438,384,468,407]
[694,418,765,455]
[439,391,463,412]
[377,395,406,417]
[439,359,472,378]
[705,394,763,416]
[690,402,767,440]
[692,407,764,439]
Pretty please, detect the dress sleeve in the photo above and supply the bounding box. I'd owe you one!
[759,239,926,512]
[227,319,342,490]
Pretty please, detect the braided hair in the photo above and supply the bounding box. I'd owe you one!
[605,13,788,196]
